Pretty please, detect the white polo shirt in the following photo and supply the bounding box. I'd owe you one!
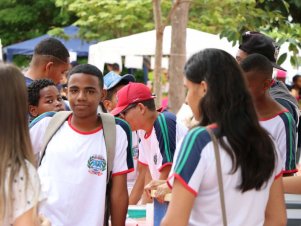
[30,115,133,226]
[259,109,297,174]
[168,126,282,226]
[138,111,188,179]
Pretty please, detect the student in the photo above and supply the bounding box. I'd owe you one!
[236,31,300,134]
[0,64,49,226]
[161,49,286,226]
[30,64,133,226]
[240,54,297,176]
[28,79,65,122]
[111,83,188,188]
[103,72,149,204]
[25,37,70,86]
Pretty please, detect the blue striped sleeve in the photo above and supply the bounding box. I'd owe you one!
[174,127,211,183]
[279,112,297,173]
[154,112,177,166]
[115,117,134,170]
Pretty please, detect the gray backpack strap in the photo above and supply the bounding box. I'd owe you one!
[99,112,116,183]
[39,111,72,166]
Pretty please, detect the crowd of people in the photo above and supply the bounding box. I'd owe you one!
[1,31,301,226]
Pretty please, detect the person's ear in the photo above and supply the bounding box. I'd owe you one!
[29,105,39,117]
[201,81,208,94]
[263,79,273,90]
[45,62,54,77]
[103,100,113,112]
[101,90,107,102]
[137,103,146,115]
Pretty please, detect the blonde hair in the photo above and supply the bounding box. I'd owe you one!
[0,63,35,220]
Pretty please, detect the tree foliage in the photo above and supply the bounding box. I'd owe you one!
[53,0,301,66]
[0,0,75,46]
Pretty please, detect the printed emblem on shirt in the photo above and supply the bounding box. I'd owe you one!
[87,154,106,176]
[132,146,139,160]
[153,154,158,165]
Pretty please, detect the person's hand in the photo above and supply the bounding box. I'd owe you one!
[39,215,51,226]
[144,180,166,198]
[155,183,171,203]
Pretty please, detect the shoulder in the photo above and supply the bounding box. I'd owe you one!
[29,111,57,129]
[182,127,211,148]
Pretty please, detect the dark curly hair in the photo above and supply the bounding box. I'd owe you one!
[28,79,56,106]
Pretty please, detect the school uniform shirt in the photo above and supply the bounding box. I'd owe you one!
[259,109,297,174]
[138,111,188,180]
[30,115,134,226]
[168,126,282,226]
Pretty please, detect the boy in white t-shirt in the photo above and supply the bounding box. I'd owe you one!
[30,64,134,226]
[240,53,297,176]
[102,71,146,204]
[111,83,188,198]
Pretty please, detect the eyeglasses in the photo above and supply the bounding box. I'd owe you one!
[119,103,137,118]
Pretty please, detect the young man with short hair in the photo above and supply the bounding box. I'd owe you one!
[112,83,188,182]
[30,64,133,226]
[25,37,70,86]
[28,79,65,122]
[241,54,297,176]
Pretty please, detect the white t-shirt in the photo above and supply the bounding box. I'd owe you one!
[138,111,188,180]
[259,109,297,174]
[30,115,133,226]
[168,126,282,226]
[3,161,42,225]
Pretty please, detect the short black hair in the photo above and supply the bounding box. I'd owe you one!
[34,38,70,63]
[240,53,273,77]
[293,74,301,83]
[68,64,104,89]
[141,99,156,111]
[28,79,56,106]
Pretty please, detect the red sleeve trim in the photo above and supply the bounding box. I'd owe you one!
[282,169,298,174]
[112,168,134,177]
[173,173,198,197]
[158,163,172,172]
[138,160,148,166]
[274,170,283,180]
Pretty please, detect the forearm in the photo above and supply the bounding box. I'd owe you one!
[129,164,147,204]
[129,176,145,204]
[110,176,128,226]
[159,165,171,180]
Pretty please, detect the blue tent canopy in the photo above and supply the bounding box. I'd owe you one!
[3,26,95,62]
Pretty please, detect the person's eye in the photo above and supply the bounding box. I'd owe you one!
[69,89,77,94]
[87,90,95,94]
[46,100,54,104]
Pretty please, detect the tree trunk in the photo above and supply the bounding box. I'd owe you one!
[152,0,163,107]
[168,0,190,113]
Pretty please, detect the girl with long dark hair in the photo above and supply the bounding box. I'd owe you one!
[161,49,286,226]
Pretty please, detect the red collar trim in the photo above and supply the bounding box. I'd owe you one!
[68,115,102,135]
[259,109,289,121]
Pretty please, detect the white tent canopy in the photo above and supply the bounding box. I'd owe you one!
[88,26,238,71]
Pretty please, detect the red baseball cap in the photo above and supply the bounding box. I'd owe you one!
[111,82,155,116]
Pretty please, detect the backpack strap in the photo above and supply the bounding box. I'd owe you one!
[99,112,116,183]
[39,111,72,166]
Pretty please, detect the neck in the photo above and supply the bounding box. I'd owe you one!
[26,66,46,80]
[70,113,101,132]
[253,93,284,119]
[143,111,159,135]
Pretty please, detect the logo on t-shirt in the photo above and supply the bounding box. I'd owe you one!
[87,154,106,176]
[153,154,158,165]
[132,146,139,160]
